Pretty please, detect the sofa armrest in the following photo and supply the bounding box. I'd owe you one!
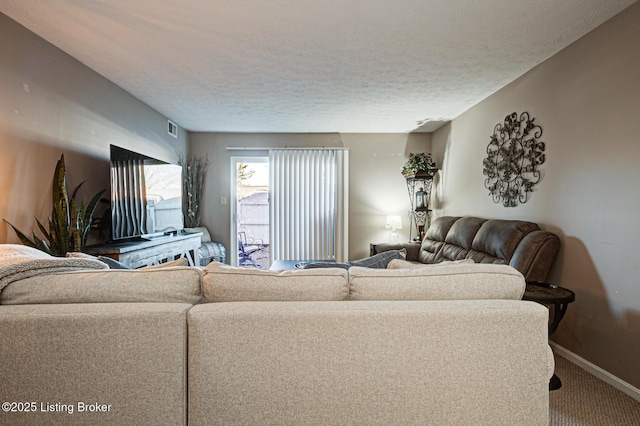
[1,303,191,425]
[370,242,421,261]
[510,230,561,282]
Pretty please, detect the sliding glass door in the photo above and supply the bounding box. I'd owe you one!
[230,157,270,267]
[230,148,349,267]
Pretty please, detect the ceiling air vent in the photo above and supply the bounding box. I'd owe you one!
[168,119,178,138]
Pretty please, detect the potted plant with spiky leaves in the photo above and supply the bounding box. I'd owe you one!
[4,154,105,256]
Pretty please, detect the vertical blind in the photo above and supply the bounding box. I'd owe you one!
[269,148,349,262]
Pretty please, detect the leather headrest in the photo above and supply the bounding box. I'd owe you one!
[472,220,539,261]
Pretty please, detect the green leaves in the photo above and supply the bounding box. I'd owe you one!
[402,152,437,177]
[3,154,105,257]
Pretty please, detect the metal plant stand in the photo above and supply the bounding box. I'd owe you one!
[404,171,436,240]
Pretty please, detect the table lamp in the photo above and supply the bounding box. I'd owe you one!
[385,215,403,242]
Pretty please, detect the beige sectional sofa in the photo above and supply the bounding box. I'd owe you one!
[1,245,553,425]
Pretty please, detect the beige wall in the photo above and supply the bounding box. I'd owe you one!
[189,132,430,261]
[432,3,640,388]
[0,13,187,244]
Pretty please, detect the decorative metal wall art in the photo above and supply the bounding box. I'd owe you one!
[483,112,545,207]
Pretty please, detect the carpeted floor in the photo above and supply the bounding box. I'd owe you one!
[550,354,640,425]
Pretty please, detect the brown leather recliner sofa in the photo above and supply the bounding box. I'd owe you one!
[371,216,561,282]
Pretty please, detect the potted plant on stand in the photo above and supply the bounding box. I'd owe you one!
[401,153,438,243]
[401,152,437,178]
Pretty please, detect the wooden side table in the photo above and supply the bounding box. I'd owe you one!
[523,281,576,390]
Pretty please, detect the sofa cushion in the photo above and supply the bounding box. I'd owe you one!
[424,216,460,242]
[387,258,474,269]
[445,217,487,248]
[439,217,488,261]
[417,217,459,264]
[202,262,349,302]
[0,267,203,305]
[349,263,525,301]
[469,219,540,263]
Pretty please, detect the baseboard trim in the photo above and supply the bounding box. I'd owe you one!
[550,342,640,402]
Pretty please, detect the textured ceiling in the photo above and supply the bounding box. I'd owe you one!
[1,0,636,133]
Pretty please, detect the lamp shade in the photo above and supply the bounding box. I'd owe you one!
[385,215,403,230]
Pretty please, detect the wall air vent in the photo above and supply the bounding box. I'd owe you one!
[168,119,178,138]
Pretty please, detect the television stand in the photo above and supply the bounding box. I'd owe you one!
[142,232,175,240]
[85,232,202,269]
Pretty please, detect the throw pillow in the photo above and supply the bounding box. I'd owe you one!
[96,256,131,269]
[347,248,407,269]
[303,249,407,269]
[302,262,350,270]
[140,257,189,270]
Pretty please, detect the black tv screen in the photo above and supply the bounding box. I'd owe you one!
[110,145,184,240]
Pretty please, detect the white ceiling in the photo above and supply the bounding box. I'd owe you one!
[1,0,636,133]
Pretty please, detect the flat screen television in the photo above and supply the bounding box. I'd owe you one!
[110,145,184,240]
